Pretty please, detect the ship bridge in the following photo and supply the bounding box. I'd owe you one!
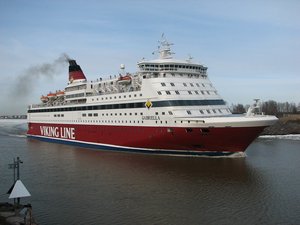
[137,35,207,79]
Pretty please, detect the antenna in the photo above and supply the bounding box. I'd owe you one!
[154,34,175,59]
[187,54,193,63]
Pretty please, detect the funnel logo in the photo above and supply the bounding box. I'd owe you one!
[145,99,152,109]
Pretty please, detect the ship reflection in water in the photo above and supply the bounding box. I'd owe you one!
[0,120,299,225]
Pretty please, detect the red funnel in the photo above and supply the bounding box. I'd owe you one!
[68,59,86,82]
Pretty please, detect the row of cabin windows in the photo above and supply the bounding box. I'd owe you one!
[143,64,204,69]
[66,93,85,99]
[140,64,206,72]
[52,109,230,119]
[48,119,146,124]
[158,90,217,95]
[31,118,213,132]
[65,84,87,92]
[82,111,173,117]
[143,73,207,79]
[53,111,173,119]
[186,109,230,115]
[161,82,212,88]
[32,118,168,125]
[84,120,145,124]
[82,112,144,117]
[91,93,143,102]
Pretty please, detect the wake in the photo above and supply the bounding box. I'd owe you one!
[0,119,27,137]
[259,134,300,141]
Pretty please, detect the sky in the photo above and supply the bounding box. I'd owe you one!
[0,0,299,115]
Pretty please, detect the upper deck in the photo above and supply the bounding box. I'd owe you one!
[29,36,226,116]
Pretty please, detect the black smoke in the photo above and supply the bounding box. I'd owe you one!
[14,53,70,97]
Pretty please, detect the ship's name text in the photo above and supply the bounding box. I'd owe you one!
[40,126,75,139]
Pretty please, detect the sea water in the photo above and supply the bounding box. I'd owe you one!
[0,119,300,225]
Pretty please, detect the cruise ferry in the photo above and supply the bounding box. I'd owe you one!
[27,37,277,156]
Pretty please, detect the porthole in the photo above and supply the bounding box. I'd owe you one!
[186,128,193,133]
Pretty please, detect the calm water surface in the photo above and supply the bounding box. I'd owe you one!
[0,120,300,225]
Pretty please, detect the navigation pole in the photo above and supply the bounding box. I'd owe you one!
[8,157,24,205]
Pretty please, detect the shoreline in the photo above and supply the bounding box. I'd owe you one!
[261,115,300,135]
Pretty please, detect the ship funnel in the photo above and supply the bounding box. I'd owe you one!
[68,59,86,82]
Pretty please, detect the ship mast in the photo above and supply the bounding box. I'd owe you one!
[155,34,175,59]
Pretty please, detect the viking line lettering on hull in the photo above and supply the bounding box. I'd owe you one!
[27,36,278,156]
[39,126,75,140]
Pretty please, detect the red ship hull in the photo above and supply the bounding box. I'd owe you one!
[27,122,266,156]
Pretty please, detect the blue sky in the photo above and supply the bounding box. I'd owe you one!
[0,0,299,114]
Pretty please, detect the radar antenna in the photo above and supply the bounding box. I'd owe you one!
[186,54,193,63]
[246,99,262,116]
[153,34,175,59]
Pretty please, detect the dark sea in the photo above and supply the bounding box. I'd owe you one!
[1,119,300,225]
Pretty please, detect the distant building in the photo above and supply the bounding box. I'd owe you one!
[0,115,27,119]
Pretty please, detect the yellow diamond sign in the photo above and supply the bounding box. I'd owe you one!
[145,100,152,109]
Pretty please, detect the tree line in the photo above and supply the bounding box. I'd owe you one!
[231,100,300,116]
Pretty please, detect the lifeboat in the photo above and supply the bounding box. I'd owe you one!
[40,95,49,103]
[56,90,65,97]
[117,74,132,85]
[47,92,57,99]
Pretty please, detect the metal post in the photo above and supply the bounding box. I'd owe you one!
[16,157,22,180]
[8,157,23,206]
[16,157,23,205]
[13,158,16,183]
